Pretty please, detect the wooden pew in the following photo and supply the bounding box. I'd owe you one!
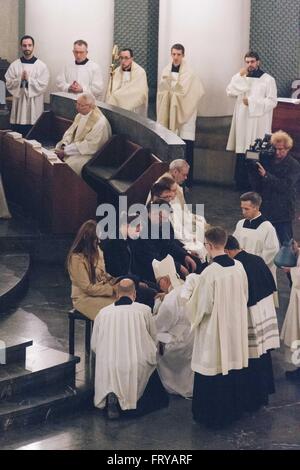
[26,110,72,148]
[1,132,25,205]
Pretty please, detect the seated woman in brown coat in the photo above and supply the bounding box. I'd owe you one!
[67,220,118,320]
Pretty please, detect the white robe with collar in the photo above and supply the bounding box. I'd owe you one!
[5,58,50,125]
[56,60,104,100]
[226,72,277,154]
[186,260,249,376]
[91,301,157,410]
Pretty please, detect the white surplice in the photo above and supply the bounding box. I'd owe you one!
[281,256,300,362]
[56,60,104,100]
[91,301,157,410]
[233,219,280,299]
[5,58,49,125]
[226,73,277,153]
[186,260,249,376]
[155,279,196,398]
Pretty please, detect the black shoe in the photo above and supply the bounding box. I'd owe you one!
[106,392,120,420]
[285,368,300,381]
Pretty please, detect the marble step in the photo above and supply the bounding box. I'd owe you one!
[0,253,30,313]
[0,345,80,400]
[0,335,33,366]
[0,381,93,432]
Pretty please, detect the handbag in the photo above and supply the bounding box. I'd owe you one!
[274,239,298,268]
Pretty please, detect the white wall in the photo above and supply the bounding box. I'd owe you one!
[0,0,19,62]
[25,0,114,102]
[158,0,251,116]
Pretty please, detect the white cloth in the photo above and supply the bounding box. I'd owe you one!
[152,254,182,289]
[186,260,249,376]
[155,284,194,398]
[170,199,206,260]
[0,174,11,219]
[106,62,148,117]
[281,257,300,361]
[226,73,277,153]
[91,301,157,410]
[248,294,280,358]
[233,219,280,302]
[5,58,50,125]
[56,60,104,100]
[56,109,112,176]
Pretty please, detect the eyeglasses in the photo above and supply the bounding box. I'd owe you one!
[119,56,131,61]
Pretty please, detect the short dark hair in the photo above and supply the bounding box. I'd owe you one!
[20,35,35,46]
[171,44,185,55]
[120,48,134,58]
[205,226,228,247]
[151,176,175,200]
[240,191,262,208]
[74,39,88,48]
[244,50,260,61]
[225,235,240,251]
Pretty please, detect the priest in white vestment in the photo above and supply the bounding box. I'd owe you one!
[186,227,249,428]
[226,51,277,190]
[281,242,300,380]
[106,48,148,117]
[91,279,168,418]
[152,256,195,398]
[233,192,280,305]
[5,35,49,135]
[157,44,204,185]
[55,93,112,176]
[56,40,104,101]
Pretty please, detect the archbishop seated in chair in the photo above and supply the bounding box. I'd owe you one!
[55,93,112,176]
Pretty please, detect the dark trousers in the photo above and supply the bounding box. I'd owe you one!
[234,153,251,191]
[183,140,194,186]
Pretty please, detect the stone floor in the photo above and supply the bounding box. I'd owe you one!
[0,183,300,450]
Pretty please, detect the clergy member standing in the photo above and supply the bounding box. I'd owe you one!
[91,279,169,419]
[226,50,277,190]
[55,93,111,176]
[106,48,148,117]
[5,35,50,136]
[157,44,205,186]
[186,227,249,429]
[56,40,104,101]
[225,235,279,411]
[233,191,280,304]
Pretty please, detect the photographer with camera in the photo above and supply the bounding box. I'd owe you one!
[248,130,300,245]
[226,51,277,191]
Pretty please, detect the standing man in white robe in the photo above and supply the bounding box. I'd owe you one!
[5,35,50,136]
[280,241,300,381]
[233,192,280,299]
[157,44,205,186]
[186,227,249,428]
[226,51,277,191]
[56,40,104,101]
[55,93,112,176]
[106,48,148,117]
[91,279,169,419]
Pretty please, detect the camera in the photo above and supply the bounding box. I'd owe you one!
[245,134,276,166]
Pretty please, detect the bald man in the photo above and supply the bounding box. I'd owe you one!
[91,279,168,419]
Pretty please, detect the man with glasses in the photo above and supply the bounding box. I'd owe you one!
[106,48,148,117]
[55,93,111,176]
[56,40,104,100]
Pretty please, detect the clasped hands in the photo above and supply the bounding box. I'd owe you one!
[68,81,83,94]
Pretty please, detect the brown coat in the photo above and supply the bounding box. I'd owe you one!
[68,251,117,321]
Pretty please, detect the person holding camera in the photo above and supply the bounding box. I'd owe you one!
[226,51,277,191]
[250,130,300,245]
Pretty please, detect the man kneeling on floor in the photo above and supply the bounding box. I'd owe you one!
[91,278,169,419]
